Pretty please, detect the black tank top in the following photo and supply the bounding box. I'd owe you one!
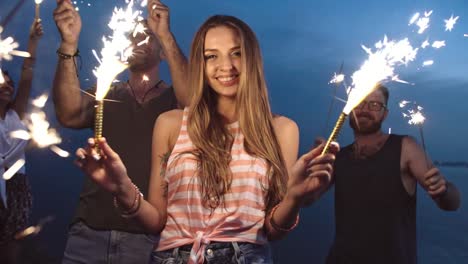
[327,134,416,264]
[73,83,178,233]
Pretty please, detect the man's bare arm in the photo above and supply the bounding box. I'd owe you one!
[52,0,94,128]
[403,136,460,211]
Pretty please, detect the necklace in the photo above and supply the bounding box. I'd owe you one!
[128,79,163,104]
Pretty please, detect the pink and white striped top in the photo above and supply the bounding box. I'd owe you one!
[156,108,269,264]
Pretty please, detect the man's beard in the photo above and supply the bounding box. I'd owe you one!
[128,58,155,72]
[349,112,383,135]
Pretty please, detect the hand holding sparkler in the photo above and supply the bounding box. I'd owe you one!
[422,167,447,198]
[147,0,171,39]
[53,0,82,53]
[75,137,131,196]
[29,18,44,41]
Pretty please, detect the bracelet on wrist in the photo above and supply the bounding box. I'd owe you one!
[113,183,144,218]
[269,203,299,232]
[56,49,80,60]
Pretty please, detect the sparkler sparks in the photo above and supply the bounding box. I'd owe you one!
[400,100,429,168]
[444,15,459,32]
[329,73,345,84]
[422,60,434,67]
[400,100,426,125]
[91,1,146,154]
[93,1,142,101]
[421,39,430,48]
[410,10,433,34]
[3,159,25,180]
[322,35,418,154]
[432,40,446,49]
[14,216,54,240]
[72,1,92,11]
[344,36,417,114]
[10,94,69,157]
[0,26,31,84]
[0,26,30,83]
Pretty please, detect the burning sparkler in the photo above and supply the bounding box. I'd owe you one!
[14,216,54,240]
[321,36,418,154]
[400,100,429,168]
[324,62,346,135]
[10,93,69,161]
[409,10,433,34]
[432,40,446,49]
[422,60,434,67]
[421,39,430,48]
[444,15,459,32]
[34,0,43,20]
[0,26,31,83]
[91,1,143,155]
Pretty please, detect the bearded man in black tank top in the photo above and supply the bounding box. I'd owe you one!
[326,84,461,264]
[53,1,190,263]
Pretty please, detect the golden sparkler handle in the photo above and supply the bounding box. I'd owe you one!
[321,112,348,155]
[94,100,104,154]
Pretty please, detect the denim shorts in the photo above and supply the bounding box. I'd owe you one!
[62,221,155,264]
[150,241,272,264]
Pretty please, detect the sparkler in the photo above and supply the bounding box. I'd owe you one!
[432,40,446,49]
[400,100,429,169]
[444,15,459,32]
[321,36,418,154]
[421,40,430,48]
[0,26,31,84]
[10,93,69,158]
[322,9,459,154]
[35,0,43,20]
[3,159,26,180]
[14,216,54,240]
[422,60,434,67]
[91,1,142,154]
[324,62,345,135]
[409,10,432,34]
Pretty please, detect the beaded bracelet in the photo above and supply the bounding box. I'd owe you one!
[113,183,144,218]
[56,49,82,77]
[56,49,80,59]
[269,203,300,232]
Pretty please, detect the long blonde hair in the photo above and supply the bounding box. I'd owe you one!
[186,15,287,213]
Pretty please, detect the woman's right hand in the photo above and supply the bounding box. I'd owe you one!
[75,137,131,195]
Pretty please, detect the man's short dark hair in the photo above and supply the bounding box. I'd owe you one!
[375,83,389,105]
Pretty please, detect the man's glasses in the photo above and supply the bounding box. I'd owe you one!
[356,100,386,111]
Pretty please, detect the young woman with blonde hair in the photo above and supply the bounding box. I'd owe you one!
[77,15,338,264]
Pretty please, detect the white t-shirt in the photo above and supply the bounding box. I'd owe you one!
[0,109,28,207]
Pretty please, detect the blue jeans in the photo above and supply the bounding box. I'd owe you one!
[150,242,272,264]
[62,221,155,264]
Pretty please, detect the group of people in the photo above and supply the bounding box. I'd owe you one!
[0,0,461,263]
